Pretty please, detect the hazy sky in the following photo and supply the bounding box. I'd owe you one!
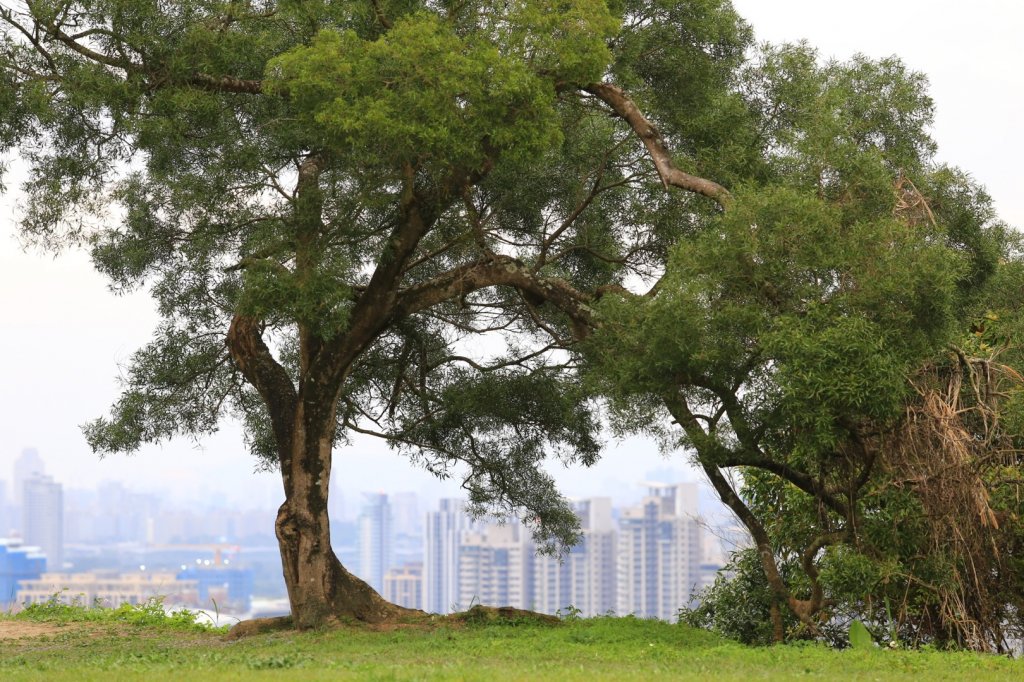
[2,1,1022,512]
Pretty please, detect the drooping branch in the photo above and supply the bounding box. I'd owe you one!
[583,82,732,207]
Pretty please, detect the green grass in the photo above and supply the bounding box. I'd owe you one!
[1,603,1021,680]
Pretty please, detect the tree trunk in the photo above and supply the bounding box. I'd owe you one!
[275,403,404,628]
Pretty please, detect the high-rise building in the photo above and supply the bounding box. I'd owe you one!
[616,483,701,621]
[328,470,348,523]
[89,481,160,544]
[697,528,730,593]
[0,480,9,537]
[357,493,392,592]
[383,562,423,610]
[532,543,571,616]
[22,474,63,572]
[572,498,617,616]
[390,492,422,538]
[458,521,533,611]
[423,498,474,614]
[533,497,617,617]
[12,448,44,508]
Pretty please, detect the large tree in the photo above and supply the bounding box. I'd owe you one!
[0,0,749,627]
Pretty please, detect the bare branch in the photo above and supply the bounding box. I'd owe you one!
[395,256,595,339]
[584,83,732,207]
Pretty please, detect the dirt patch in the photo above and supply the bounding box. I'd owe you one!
[0,621,63,640]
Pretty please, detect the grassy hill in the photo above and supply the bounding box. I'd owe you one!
[1,602,1021,680]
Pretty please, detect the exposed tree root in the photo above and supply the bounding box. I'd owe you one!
[227,604,559,639]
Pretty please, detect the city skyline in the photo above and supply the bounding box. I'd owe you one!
[1,463,734,620]
[0,445,716,520]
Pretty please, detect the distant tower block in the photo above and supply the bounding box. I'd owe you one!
[458,521,533,611]
[423,498,474,614]
[357,493,393,592]
[383,562,423,610]
[617,483,702,621]
[22,474,63,572]
[13,448,45,508]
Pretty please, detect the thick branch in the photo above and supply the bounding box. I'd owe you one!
[312,167,439,390]
[23,5,265,94]
[186,72,264,94]
[717,452,848,519]
[314,163,497,388]
[226,315,298,463]
[663,392,825,631]
[583,83,731,207]
[369,0,393,30]
[38,19,138,71]
[684,375,850,518]
[294,153,328,385]
[394,256,595,339]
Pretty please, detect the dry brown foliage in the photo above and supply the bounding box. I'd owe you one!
[883,352,1024,651]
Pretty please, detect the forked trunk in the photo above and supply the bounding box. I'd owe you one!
[225,316,407,628]
[276,405,404,628]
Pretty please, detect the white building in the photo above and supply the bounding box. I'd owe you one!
[533,497,617,617]
[617,483,702,621]
[423,498,474,614]
[12,448,45,508]
[458,521,533,611]
[22,474,63,572]
[357,493,392,592]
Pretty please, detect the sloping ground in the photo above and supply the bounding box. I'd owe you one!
[0,614,1022,681]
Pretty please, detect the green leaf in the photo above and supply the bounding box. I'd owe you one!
[848,620,874,650]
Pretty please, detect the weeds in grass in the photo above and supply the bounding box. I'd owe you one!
[245,653,311,670]
[13,592,226,632]
[557,605,583,622]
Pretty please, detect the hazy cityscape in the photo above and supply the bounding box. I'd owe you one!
[1,447,741,621]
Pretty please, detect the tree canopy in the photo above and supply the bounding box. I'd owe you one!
[583,44,1023,649]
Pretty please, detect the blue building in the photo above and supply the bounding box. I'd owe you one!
[0,539,45,609]
[176,566,254,612]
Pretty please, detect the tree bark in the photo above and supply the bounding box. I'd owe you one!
[274,403,402,628]
[228,315,405,627]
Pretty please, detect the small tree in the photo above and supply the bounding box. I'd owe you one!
[583,44,1024,649]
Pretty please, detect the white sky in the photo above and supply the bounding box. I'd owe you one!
[1,1,1022,512]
